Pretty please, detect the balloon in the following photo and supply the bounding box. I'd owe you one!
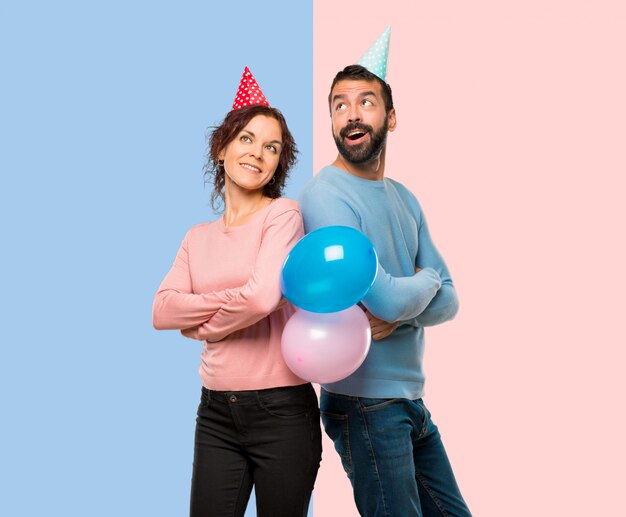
[281,306,371,384]
[281,226,378,313]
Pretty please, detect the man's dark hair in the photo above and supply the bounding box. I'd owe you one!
[328,64,394,114]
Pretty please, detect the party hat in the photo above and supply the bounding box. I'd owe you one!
[357,26,391,80]
[231,66,270,110]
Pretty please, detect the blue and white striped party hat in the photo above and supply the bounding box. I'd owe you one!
[357,26,391,80]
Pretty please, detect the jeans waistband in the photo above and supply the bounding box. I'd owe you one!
[202,383,312,405]
[321,387,422,403]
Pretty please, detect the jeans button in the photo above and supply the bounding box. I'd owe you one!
[229,395,237,403]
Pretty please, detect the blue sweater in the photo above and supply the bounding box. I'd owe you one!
[299,166,459,399]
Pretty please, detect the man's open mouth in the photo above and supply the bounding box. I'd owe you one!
[346,130,367,141]
[344,129,370,145]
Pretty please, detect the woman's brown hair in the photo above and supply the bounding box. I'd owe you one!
[204,105,298,211]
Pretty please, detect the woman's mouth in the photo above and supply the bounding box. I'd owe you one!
[240,163,261,173]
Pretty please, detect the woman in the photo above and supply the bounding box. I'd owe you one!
[152,67,322,517]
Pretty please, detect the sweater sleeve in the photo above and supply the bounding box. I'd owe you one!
[299,183,441,323]
[181,209,303,342]
[152,231,236,330]
[403,204,459,328]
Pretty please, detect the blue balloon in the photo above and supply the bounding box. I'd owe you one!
[281,226,378,313]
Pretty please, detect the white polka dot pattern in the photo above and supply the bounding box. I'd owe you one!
[357,26,391,81]
[231,66,270,110]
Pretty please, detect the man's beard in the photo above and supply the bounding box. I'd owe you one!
[334,118,388,165]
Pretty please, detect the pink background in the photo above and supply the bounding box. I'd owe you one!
[313,1,626,515]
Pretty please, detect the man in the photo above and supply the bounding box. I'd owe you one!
[299,55,471,516]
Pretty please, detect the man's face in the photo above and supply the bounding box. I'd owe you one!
[330,79,396,164]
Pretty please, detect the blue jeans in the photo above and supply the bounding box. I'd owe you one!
[320,389,471,517]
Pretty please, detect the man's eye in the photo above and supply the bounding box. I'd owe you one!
[336,103,346,111]
[362,99,372,106]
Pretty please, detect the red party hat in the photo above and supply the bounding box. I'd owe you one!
[231,66,270,110]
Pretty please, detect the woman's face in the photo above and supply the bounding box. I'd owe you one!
[219,115,283,194]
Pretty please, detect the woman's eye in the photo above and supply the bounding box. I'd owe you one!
[265,145,277,153]
[240,135,251,143]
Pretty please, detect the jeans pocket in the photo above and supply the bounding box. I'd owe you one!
[258,386,313,419]
[415,399,430,439]
[200,387,211,409]
[196,389,213,429]
[321,411,353,476]
[360,397,403,412]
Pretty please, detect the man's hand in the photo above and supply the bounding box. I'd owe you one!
[361,269,421,340]
[365,310,400,341]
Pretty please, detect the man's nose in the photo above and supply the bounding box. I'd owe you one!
[347,105,361,123]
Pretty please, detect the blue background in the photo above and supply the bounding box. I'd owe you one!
[0,1,313,515]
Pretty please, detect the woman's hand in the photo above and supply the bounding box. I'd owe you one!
[274,297,290,311]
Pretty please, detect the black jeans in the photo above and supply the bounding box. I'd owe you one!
[190,383,322,517]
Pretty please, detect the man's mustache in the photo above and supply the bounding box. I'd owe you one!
[339,122,373,139]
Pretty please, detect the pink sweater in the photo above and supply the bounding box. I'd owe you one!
[152,198,306,391]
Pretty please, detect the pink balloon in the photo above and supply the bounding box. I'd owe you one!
[281,306,371,384]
